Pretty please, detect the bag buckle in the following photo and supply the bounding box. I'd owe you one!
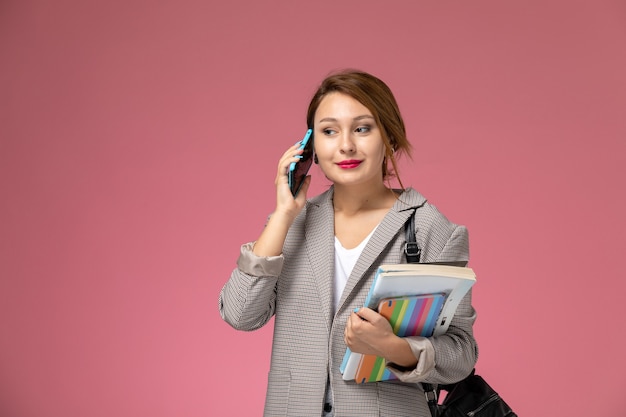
[424,388,438,403]
[424,390,438,402]
[404,242,421,261]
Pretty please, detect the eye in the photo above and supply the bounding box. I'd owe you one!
[355,125,371,134]
[323,128,337,136]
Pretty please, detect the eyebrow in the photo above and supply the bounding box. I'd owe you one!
[318,115,375,123]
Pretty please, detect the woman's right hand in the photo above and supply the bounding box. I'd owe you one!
[273,142,311,220]
[252,142,311,257]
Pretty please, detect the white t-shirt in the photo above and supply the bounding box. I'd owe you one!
[326,227,378,412]
[333,227,377,313]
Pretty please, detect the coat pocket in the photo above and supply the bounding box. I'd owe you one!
[264,369,291,416]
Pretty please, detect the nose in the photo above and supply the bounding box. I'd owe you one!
[339,131,356,153]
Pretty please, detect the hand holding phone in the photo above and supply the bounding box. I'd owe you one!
[288,129,314,197]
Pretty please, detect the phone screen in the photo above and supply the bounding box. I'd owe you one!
[288,129,314,197]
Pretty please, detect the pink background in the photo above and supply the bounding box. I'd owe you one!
[2,1,625,416]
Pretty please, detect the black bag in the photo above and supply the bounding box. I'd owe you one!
[403,212,517,417]
[431,370,517,417]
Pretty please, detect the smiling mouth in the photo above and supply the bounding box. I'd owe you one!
[337,160,362,169]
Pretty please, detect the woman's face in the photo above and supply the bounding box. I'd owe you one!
[313,92,387,189]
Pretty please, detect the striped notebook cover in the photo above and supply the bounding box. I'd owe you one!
[354,293,445,384]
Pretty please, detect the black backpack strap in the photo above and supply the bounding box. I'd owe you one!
[424,387,439,417]
[404,209,439,417]
[404,210,421,264]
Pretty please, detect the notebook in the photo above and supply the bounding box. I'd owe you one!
[341,293,446,383]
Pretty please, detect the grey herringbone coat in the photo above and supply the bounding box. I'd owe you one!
[219,187,478,416]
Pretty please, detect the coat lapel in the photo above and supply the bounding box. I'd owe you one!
[304,190,336,330]
[337,188,427,311]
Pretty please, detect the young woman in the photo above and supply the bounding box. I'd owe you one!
[219,70,478,416]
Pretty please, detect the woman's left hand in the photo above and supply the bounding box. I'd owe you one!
[344,307,419,368]
[344,307,396,357]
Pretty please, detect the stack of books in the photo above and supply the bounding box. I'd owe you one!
[340,263,476,384]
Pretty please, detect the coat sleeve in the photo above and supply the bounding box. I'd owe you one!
[429,224,478,384]
[387,223,478,384]
[218,242,283,331]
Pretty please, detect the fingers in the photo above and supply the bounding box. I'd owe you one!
[345,307,394,355]
[344,313,355,346]
[344,309,368,343]
[276,143,304,183]
[344,312,373,354]
[271,143,311,218]
[353,307,377,322]
[276,142,309,192]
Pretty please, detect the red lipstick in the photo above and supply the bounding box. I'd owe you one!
[337,160,362,169]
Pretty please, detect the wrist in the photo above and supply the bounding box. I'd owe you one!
[383,337,418,368]
[270,207,299,224]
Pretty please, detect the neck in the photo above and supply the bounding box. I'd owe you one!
[332,183,397,216]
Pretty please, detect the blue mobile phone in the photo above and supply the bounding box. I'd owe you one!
[288,129,314,197]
